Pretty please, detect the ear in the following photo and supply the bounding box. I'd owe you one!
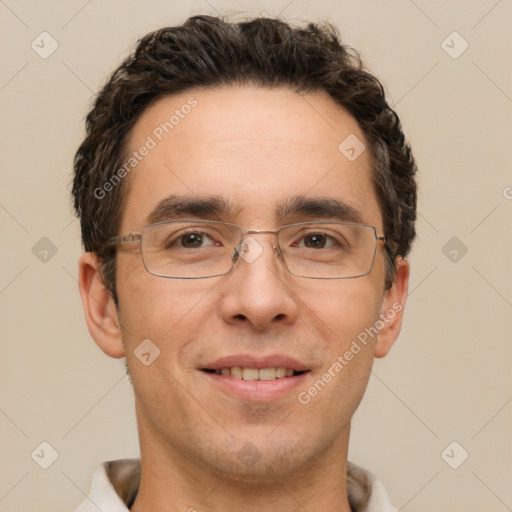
[375,257,410,358]
[78,252,125,358]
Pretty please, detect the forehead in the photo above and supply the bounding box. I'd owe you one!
[120,86,382,231]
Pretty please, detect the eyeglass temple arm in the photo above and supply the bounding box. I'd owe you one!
[379,236,400,260]
[105,230,390,252]
[107,234,142,247]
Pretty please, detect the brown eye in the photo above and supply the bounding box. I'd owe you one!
[180,233,204,248]
[299,233,339,249]
[303,234,328,248]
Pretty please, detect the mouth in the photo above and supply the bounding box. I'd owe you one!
[201,367,307,380]
[200,355,311,401]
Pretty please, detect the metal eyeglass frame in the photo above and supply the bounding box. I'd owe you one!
[105,219,388,279]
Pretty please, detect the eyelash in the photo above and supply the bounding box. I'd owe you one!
[164,229,346,250]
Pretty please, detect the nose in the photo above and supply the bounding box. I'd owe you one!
[219,234,299,331]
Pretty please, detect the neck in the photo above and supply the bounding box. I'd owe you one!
[130,418,353,512]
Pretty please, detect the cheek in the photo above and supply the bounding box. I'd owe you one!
[116,263,215,360]
[301,276,382,347]
[117,276,214,410]
[292,283,381,439]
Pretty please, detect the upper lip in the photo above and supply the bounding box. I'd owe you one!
[202,354,310,372]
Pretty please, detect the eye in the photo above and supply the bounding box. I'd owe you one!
[182,232,209,248]
[167,231,219,249]
[298,233,336,249]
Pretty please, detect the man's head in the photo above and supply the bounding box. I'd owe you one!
[73,15,416,303]
[73,15,416,487]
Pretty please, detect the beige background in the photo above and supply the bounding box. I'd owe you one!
[1,0,511,510]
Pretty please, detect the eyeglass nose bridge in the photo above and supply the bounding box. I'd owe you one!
[232,229,282,264]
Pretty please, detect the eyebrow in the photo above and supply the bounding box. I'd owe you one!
[145,194,364,226]
[145,195,241,225]
[276,195,364,224]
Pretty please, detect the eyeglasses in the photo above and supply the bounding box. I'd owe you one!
[106,220,386,279]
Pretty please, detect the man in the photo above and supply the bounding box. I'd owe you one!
[73,14,416,512]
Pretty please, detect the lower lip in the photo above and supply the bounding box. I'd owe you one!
[202,371,309,402]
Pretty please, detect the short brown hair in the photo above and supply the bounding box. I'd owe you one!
[72,15,417,303]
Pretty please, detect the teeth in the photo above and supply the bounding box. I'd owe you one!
[242,368,259,381]
[276,367,287,378]
[231,366,243,379]
[258,368,276,381]
[212,366,300,380]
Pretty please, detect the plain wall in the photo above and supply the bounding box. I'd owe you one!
[1,1,511,510]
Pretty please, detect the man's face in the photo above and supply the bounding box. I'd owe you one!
[110,86,402,479]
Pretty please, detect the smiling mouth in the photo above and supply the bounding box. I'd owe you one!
[201,367,308,381]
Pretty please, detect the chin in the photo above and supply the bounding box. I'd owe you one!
[196,429,334,484]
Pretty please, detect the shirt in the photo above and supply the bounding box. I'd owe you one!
[74,458,397,512]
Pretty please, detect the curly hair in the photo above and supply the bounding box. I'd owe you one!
[72,15,417,303]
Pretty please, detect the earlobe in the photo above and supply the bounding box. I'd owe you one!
[375,257,410,358]
[78,252,125,358]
